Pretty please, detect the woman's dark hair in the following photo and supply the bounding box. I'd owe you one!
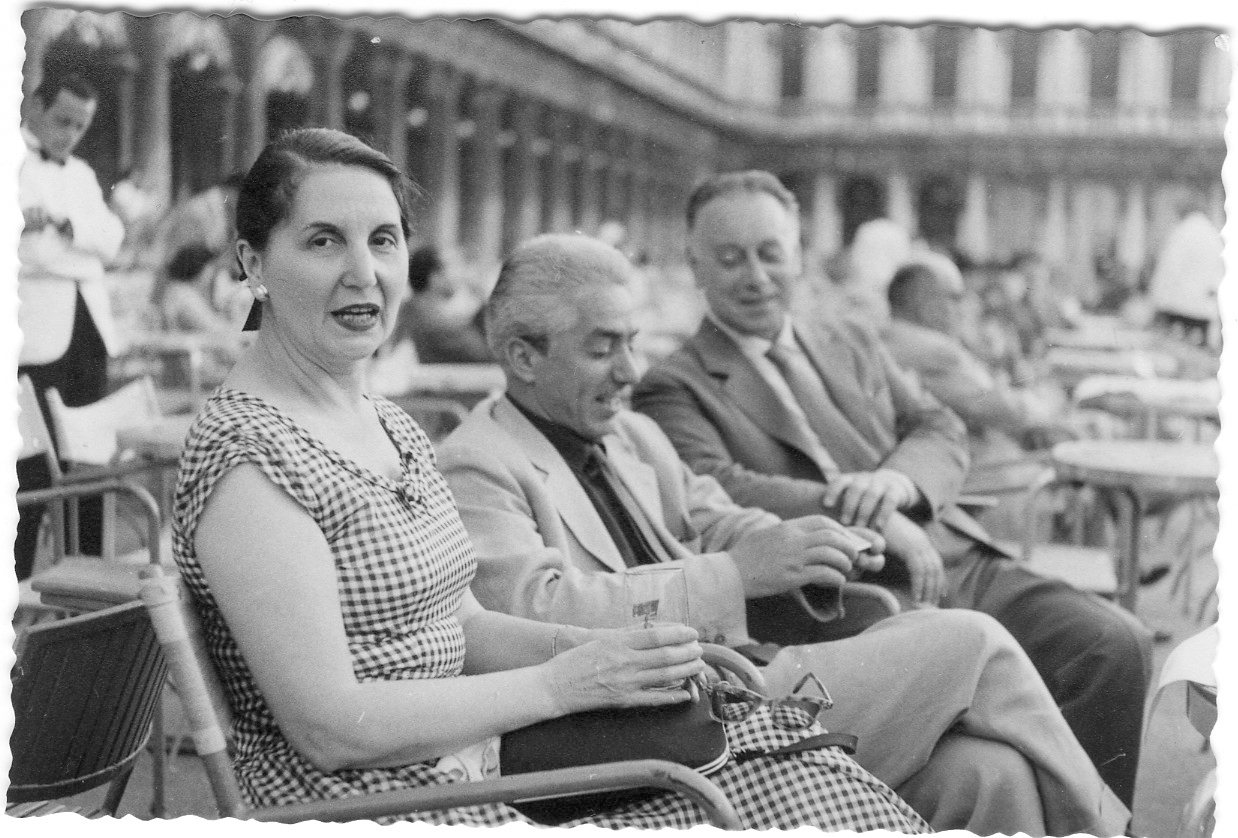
[235,127,415,253]
[407,246,443,294]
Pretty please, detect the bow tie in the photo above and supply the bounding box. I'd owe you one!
[38,148,66,166]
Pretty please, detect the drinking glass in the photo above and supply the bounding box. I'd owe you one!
[624,565,689,629]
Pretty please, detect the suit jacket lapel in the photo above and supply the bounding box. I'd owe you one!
[603,438,687,563]
[693,320,828,465]
[493,398,628,573]
[794,323,893,469]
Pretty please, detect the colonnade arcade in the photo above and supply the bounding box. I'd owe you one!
[22,11,711,275]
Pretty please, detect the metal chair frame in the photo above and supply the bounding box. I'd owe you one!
[137,565,743,828]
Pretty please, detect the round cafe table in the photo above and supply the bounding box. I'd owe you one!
[1071,375,1220,440]
[118,414,196,465]
[1043,346,1180,392]
[1050,440,1218,612]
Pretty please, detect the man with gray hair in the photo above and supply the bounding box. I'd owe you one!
[438,232,1130,837]
[632,169,1150,809]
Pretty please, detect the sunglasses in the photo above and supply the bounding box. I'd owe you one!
[695,672,833,730]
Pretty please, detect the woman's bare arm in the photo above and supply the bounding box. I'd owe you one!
[194,464,702,773]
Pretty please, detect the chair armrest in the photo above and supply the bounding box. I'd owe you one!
[245,759,742,828]
[18,477,163,563]
[841,582,901,618]
[21,478,166,611]
[701,643,767,694]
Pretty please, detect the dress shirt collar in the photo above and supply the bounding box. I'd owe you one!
[706,312,799,360]
[509,396,599,471]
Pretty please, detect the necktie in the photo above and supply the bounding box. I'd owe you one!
[765,341,857,475]
[582,445,677,567]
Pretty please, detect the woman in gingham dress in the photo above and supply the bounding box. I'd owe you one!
[173,127,929,831]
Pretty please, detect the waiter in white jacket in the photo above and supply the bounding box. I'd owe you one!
[16,71,125,577]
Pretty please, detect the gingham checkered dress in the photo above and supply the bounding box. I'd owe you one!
[173,389,929,832]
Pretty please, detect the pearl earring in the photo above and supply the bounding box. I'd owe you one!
[252,284,270,303]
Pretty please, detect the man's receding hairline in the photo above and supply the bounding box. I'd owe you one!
[687,189,802,238]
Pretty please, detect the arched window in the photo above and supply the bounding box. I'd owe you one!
[917,174,964,249]
[838,175,887,246]
[1009,29,1040,105]
[167,16,235,201]
[931,25,962,102]
[854,27,883,104]
[1168,30,1212,108]
[1089,29,1122,107]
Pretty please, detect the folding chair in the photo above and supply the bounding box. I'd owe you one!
[42,375,173,562]
[7,601,168,818]
[16,375,172,621]
[137,565,743,827]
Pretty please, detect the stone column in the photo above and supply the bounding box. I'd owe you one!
[958,27,1009,112]
[546,110,574,233]
[1040,178,1069,266]
[1067,183,1096,295]
[805,24,855,107]
[131,19,173,204]
[308,34,351,131]
[1199,33,1231,110]
[809,172,843,259]
[471,86,505,267]
[1118,31,1167,115]
[424,61,463,253]
[578,120,603,234]
[880,26,931,107]
[505,97,543,249]
[603,131,627,224]
[957,173,991,262]
[383,51,414,170]
[626,136,650,256]
[1117,180,1148,278]
[886,168,917,238]
[1038,29,1089,114]
[224,18,268,170]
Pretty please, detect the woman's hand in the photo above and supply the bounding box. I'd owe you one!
[545,624,706,716]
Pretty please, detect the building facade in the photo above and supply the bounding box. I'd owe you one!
[21,10,1229,307]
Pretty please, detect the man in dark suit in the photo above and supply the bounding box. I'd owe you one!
[632,170,1151,807]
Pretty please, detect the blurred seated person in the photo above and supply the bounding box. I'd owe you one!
[148,243,242,390]
[156,244,237,335]
[883,259,1075,458]
[176,126,928,832]
[388,245,492,364]
[154,171,244,271]
[834,217,913,323]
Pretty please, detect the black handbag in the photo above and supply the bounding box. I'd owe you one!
[501,694,728,822]
[499,644,755,823]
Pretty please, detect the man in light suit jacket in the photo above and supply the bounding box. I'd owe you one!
[16,71,126,577]
[438,233,1130,837]
[631,170,1150,808]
